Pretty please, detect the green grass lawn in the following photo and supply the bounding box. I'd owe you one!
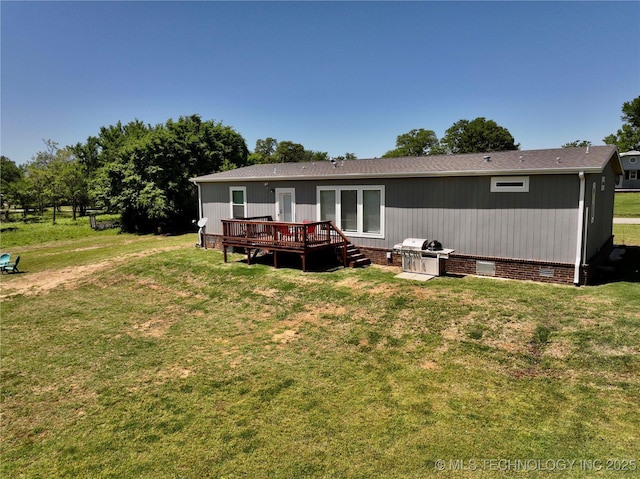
[614,192,640,218]
[614,224,640,246]
[1,227,639,477]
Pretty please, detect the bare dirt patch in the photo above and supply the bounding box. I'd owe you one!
[131,317,174,338]
[269,304,348,346]
[272,329,298,344]
[0,246,184,299]
[420,359,440,370]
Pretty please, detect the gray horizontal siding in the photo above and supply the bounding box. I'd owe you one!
[198,174,582,263]
[381,175,579,263]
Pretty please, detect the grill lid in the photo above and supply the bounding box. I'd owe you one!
[400,238,429,251]
[427,240,443,251]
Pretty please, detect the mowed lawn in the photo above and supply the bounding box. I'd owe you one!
[614,192,640,218]
[1,223,639,478]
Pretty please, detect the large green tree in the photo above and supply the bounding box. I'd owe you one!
[440,117,519,154]
[57,147,90,220]
[93,115,248,233]
[272,141,307,163]
[0,156,23,209]
[382,129,440,157]
[23,140,61,221]
[604,96,640,152]
[249,137,332,164]
[249,137,279,164]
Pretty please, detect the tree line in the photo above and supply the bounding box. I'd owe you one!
[2,115,249,233]
[2,97,638,233]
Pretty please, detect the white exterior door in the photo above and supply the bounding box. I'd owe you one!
[275,188,295,222]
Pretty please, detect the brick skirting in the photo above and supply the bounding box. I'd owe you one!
[356,245,614,286]
[204,234,614,285]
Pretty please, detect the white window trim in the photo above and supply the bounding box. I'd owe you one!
[631,170,638,181]
[490,176,530,193]
[629,157,637,164]
[316,185,385,239]
[229,186,247,219]
[274,188,296,222]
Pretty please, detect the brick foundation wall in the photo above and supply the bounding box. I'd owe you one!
[358,246,582,285]
[445,254,577,284]
[205,234,612,286]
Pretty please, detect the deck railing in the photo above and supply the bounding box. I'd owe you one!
[220,217,351,269]
[222,218,344,248]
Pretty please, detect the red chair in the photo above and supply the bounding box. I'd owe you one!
[277,225,291,237]
[302,220,315,235]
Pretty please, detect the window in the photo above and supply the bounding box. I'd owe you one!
[490,176,529,192]
[631,170,638,181]
[629,157,637,164]
[601,175,606,192]
[230,187,246,219]
[317,185,385,238]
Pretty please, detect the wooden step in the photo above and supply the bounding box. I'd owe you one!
[349,257,371,268]
[336,242,370,268]
[345,245,371,268]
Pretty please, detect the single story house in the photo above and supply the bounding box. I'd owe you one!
[616,150,640,190]
[191,145,623,285]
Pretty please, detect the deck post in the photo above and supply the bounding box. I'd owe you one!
[223,245,228,263]
[273,250,278,269]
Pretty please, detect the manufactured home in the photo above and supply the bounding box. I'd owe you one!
[191,146,623,285]
[617,150,640,190]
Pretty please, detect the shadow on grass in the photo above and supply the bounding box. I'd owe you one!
[239,249,344,273]
[593,245,640,284]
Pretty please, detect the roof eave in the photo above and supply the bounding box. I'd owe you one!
[191,167,606,183]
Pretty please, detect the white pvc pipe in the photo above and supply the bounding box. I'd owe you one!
[574,172,585,285]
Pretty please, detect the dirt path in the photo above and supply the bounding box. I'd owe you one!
[0,246,185,299]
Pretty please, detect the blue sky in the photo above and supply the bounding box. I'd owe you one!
[1,1,639,165]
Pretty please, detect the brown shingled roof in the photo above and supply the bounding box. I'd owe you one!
[191,146,621,183]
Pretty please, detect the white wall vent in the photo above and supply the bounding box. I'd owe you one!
[476,261,496,276]
[490,176,530,193]
[539,268,555,278]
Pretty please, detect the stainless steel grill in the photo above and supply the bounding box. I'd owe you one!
[393,238,454,276]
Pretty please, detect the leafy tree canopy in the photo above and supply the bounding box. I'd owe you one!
[249,137,342,164]
[440,117,519,154]
[383,118,519,158]
[562,140,592,148]
[382,129,440,158]
[84,114,248,233]
[603,96,640,152]
[1,156,23,207]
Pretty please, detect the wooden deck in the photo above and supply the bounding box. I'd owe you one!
[221,216,350,271]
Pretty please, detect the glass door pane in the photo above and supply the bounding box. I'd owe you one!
[279,192,292,222]
[363,189,381,233]
[320,190,336,222]
[340,190,357,231]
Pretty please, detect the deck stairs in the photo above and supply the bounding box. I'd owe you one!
[342,243,371,268]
